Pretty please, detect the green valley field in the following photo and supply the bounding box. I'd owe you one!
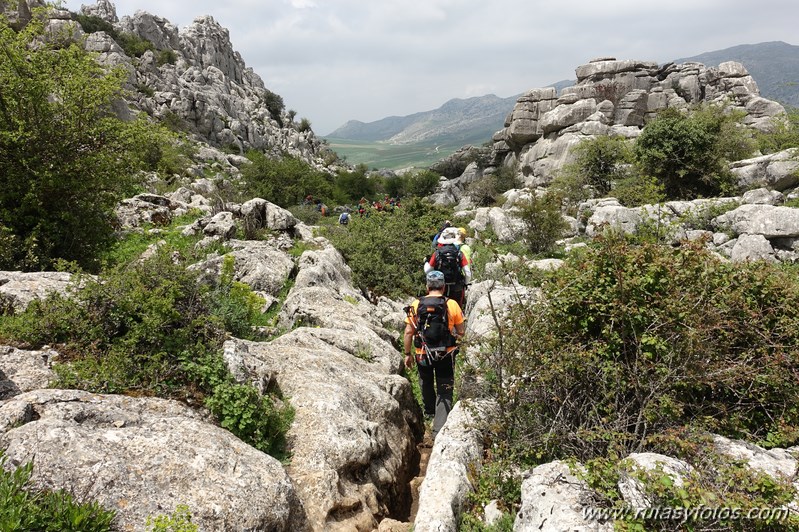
[324,138,468,171]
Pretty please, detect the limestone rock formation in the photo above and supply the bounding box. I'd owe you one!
[0,346,56,399]
[65,2,338,172]
[222,239,423,531]
[0,271,75,313]
[487,57,786,187]
[0,389,306,530]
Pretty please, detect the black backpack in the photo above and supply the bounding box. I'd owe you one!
[434,244,465,286]
[415,296,455,357]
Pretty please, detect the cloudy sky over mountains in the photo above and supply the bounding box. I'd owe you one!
[65,0,798,135]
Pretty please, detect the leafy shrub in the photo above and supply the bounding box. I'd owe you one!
[634,105,756,199]
[156,49,178,66]
[480,235,799,465]
[0,454,115,532]
[756,108,799,154]
[117,32,155,58]
[567,135,634,197]
[264,90,285,123]
[73,13,118,39]
[297,117,312,132]
[242,151,333,208]
[516,192,568,254]
[333,164,374,204]
[404,169,441,198]
[611,173,666,207]
[0,18,174,271]
[467,165,521,207]
[322,198,454,299]
[147,504,197,532]
[0,249,293,457]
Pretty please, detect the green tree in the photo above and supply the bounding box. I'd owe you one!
[405,169,441,198]
[0,14,164,271]
[633,105,756,199]
[516,192,568,254]
[242,151,333,207]
[322,198,453,299]
[333,163,374,203]
[568,135,633,196]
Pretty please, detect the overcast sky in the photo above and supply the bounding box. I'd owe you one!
[64,0,798,135]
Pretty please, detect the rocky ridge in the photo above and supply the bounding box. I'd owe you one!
[11,0,341,173]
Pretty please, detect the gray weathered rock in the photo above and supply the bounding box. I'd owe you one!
[0,271,75,313]
[414,401,490,532]
[190,239,295,296]
[202,210,237,239]
[585,204,643,237]
[714,204,799,238]
[730,149,799,191]
[713,434,797,480]
[222,237,421,531]
[240,198,299,232]
[0,389,305,531]
[742,187,784,205]
[731,234,778,263]
[0,346,56,399]
[618,453,693,511]
[115,194,175,229]
[514,461,612,531]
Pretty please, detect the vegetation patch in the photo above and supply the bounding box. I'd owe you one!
[0,454,115,532]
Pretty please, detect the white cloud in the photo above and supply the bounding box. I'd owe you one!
[63,0,799,134]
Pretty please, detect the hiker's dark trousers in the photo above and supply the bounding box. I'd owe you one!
[417,350,457,439]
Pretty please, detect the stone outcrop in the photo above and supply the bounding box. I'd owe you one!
[514,461,611,531]
[413,401,489,532]
[0,389,306,530]
[0,346,56,399]
[487,57,786,187]
[222,239,422,531]
[54,2,341,172]
[0,271,75,313]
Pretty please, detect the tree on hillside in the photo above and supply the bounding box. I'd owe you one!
[0,13,167,271]
[633,105,756,199]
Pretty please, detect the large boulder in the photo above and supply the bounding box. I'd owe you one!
[0,271,75,313]
[514,461,612,531]
[0,389,305,531]
[730,149,799,191]
[0,346,56,399]
[223,239,422,531]
[713,204,799,238]
[413,401,489,532]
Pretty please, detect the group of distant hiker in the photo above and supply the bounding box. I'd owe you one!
[404,220,472,440]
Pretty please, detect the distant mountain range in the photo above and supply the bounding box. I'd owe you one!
[326,42,799,168]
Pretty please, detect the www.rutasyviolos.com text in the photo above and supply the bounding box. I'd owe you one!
[583,505,791,524]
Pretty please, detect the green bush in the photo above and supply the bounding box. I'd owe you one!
[756,108,799,154]
[264,90,285,123]
[322,198,454,299]
[73,13,118,39]
[404,169,441,198]
[333,164,374,204]
[568,135,633,197]
[0,249,293,457]
[117,32,155,57]
[480,235,799,464]
[242,151,333,208]
[634,105,756,199]
[0,17,174,271]
[0,454,115,532]
[156,49,178,67]
[516,192,568,254]
[611,173,666,207]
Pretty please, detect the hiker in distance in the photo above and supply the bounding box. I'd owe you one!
[424,226,472,309]
[404,270,466,440]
